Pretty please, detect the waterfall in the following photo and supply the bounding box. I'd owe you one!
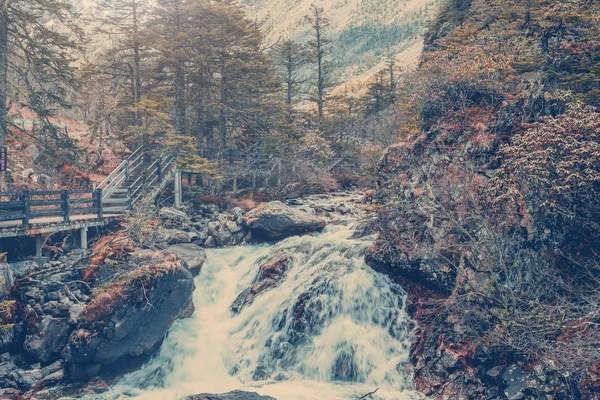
[103,195,421,400]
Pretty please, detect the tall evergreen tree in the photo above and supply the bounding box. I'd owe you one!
[0,0,8,152]
[305,4,331,119]
[271,40,309,107]
[96,0,147,124]
[0,0,82,149]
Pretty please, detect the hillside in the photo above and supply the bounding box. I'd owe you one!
[242,0,442,81]
[370,0,600,398]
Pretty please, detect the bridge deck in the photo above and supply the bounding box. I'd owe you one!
[0,214,121,238]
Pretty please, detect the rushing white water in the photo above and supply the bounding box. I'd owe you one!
[104,195,421,400]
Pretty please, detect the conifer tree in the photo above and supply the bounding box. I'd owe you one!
[305,4,332,119]
[271,40,309,108]
[0,0,7,151]
[96,0,147,125]
[0,0,83,150]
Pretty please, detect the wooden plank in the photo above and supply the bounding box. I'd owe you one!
[30,210,64,219]
[70,207,98,215]
[70,198,95,205]
[0,211,25,221]
[70,189,94,195]
[30,190,63,196]
[102,198,130,204]
[30,200,63,206]
[95,188,103,219]
[102,206,129,213]
[0,201,24,209]
[23,191,30,226]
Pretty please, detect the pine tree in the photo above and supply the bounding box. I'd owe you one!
[305,4,332,119]
[96,0,147,125]
[271,40,309,108]
[149,0,188,137]
[0,0,8,152]
[0,0,83,150]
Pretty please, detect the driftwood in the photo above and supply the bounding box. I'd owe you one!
[357,388,379,400]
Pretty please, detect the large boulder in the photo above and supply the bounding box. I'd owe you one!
[23,316,70,363]
[165,243,206,277]
[186,391,276,400]
[242,202,326,240]
[62,251,195,380]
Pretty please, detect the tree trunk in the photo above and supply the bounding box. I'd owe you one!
[316,27,324,119]
[0,0,8,149]
[174,62,186,136]
[132,0,142,123]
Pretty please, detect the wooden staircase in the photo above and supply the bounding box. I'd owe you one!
[96,146,176,214]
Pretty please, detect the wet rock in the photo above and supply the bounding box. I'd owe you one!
[186,390,276,400]
[502,364,537,400]
[23,316,70,363]
[166,243,207,277]
[204,236,217,248]
[231,249,293,313]
[62,260,195,377]
[351,219,378,239]
[208,221,233,246]
[243,201,326,240]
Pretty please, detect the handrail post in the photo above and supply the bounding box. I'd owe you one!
[157,157,162,184]
[95,188,103,219]
[22,190,30,226]
[61,190,70,222]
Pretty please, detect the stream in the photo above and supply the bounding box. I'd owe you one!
[102,194,421,400]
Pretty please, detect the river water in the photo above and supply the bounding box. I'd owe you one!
[104,195,421,400]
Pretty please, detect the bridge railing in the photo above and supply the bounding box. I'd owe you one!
[0,147,178,228]
[0,189,103,225]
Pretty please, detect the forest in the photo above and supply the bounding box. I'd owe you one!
[1,0,600,399]
[0,0,407,198]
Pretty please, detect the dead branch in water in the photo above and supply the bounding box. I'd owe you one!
[357,388,379,399]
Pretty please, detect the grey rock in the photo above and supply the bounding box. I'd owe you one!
[27,145,40,161]
[243,201,326,241]
[23,316,70,363]
[226,221,243,234]
[166,243,206,277]
[8,260,40,279]
[62,266,195,372]
[351,219,378,239]
[204,236,217,248]
[69,303,86,324]
[208,221,233,246]
[157,228,192,245]
[232,207,245,222]
[186,390,276,400]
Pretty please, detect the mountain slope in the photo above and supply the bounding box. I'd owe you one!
[242,0,442,80]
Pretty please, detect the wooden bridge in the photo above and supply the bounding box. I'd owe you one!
[0,146,183,258]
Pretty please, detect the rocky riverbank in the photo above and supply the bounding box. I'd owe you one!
[0,194,346,399]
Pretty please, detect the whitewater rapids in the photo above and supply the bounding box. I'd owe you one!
[103,194,422,400]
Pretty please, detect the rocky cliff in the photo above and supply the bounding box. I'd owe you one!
[369,0,600,398]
